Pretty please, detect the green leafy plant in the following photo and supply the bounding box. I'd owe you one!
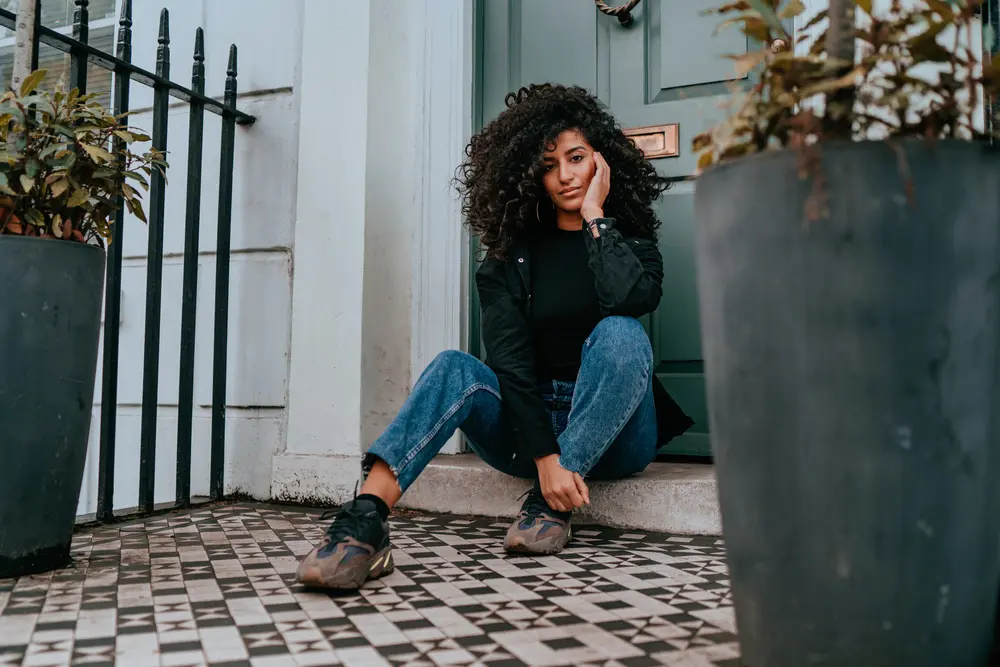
[0,69,167,245]
[694,0,1000,171]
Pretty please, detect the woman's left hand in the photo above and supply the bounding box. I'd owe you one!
[581,151,610,226]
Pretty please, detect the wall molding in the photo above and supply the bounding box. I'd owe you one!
[410,0,475,454]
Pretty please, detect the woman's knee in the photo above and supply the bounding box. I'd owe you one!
[586,316,653,368]
[428,349,476,371]
[422,350,497,389]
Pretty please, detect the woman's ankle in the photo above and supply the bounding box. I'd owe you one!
[358,458,403,509]
[355,493,391,521]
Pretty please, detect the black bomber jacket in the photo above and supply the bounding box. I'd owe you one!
[474,217,695,462]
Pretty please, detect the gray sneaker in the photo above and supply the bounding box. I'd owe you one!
[504,485,573,555]
[295,498,394,590]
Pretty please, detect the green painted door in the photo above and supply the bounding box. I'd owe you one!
[474,0,756,457]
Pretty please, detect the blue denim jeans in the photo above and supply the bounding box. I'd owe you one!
[365,316,659,492]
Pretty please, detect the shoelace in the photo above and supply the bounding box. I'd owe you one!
[319,502,375,544]
[518,485,559,518]
[318,480,373,543]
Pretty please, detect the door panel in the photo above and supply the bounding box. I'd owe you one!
[476,0,750,456]
[481,0,604,121]
[611,0,750,178]
[653,183,701,361]
[652,1,748,97]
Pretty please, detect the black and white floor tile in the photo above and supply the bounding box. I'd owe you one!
[0,503,739,666]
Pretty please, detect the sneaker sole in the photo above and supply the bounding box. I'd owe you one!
[504,525,572,556]
[297,545,395,591]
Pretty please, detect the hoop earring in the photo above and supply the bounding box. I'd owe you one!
[536,199,554,221]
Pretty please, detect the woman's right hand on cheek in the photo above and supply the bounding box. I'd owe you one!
[535,454,590,512]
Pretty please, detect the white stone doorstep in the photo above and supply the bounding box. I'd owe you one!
[272,453,721,536]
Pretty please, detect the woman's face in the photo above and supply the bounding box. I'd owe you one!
[541,129,596,214]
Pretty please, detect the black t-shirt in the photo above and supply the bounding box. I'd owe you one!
[528,227,602,382]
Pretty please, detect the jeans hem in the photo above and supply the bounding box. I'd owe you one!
[366,382,500,493]
[361,451,396,478]
[364,444,416,492]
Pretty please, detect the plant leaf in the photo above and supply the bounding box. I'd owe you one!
[49,177,69,198]
[19,175,34,193]
[126,197,148,223]
[746,0,789,37]
[51,124,75,139]
[19,69,47,97]
[124,170,149,188]
[66,188,90,208]
[81,144,114,162]
[25,208,43,226]
[46,151,76,169]
[779,0,805,20]
[729,49,770,76]
[25,157,42,178]
[38,142,66,160]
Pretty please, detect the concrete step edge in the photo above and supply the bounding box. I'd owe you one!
[396,454,722,536]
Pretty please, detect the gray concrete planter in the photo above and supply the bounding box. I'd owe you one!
[694,140,1000,666]
[0,235,105,578]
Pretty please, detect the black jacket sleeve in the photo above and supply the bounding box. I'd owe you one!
[582,217,664,318]
[475,258,561,461]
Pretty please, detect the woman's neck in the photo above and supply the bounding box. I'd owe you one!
[556,209,583,231]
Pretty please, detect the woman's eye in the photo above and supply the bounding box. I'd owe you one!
[543,164,555,171]
[571,155,583,162]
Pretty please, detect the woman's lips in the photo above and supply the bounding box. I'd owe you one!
[560,187,581,197]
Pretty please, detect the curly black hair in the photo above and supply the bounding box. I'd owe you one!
[455,83,669,261]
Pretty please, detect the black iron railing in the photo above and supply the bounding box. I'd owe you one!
[0,0,255,523]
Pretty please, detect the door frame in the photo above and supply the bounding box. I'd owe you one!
[468,0,486,362]
[408,0,478,454]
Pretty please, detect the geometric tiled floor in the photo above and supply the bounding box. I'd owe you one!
[0,503,739,667]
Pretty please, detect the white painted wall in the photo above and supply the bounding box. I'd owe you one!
[274,0,474,504]
[78,0,479,514]
[277,0,374,505]
[79,0,302,514]
[360,1,422,449]
[408,0,475,456]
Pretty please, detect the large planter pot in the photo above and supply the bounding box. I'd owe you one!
[694,140,1000,667]
[0,235,106,578]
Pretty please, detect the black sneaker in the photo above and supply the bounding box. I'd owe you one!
[295,498,394,590]
[504,484,573,555]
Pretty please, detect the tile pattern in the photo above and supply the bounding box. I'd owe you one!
[0,503,739,666]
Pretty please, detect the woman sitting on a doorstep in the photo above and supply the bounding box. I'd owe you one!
[296,83,694,590]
